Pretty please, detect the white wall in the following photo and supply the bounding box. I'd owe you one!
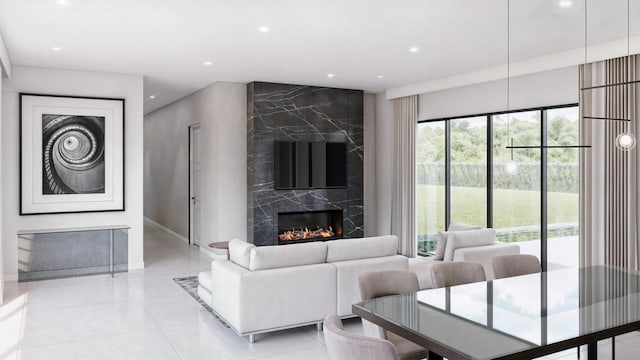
[0,30,8,304]
[144,82,247,244]
[363,93,376,236]
[1,66,144,279]
[419,66,578,120]
[0,71,4,303]
[375,91,394,236]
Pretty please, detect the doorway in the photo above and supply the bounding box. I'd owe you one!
[189,125,202,246]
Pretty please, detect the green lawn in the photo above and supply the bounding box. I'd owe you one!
[417,185,579,235]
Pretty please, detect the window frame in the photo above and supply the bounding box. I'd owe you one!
[417,103,580,272]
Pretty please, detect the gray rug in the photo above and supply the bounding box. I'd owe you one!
[173,276,229,327]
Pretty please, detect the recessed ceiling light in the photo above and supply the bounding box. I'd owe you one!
[377,75,384,79]
[57,0,68,4]
[149,95,156,99]
[327,73,335,78]
[52,46,62,51]
[409,46,420,53]
[203,61,213,66]
[557,0,573,8]
[258,25,270,33]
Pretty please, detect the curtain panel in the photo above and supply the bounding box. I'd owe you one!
[391,95,418,257]
[580,55,639,270]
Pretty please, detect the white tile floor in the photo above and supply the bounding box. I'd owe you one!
[1,224,640,359]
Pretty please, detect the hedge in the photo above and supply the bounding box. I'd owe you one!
[417,162,578,192]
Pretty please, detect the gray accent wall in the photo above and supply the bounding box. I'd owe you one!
[144,82,247,244]
[247,82,364,246]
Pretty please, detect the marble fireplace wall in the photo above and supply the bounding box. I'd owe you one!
[247,82,364,246]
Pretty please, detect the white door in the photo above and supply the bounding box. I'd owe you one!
[189,125,202,246]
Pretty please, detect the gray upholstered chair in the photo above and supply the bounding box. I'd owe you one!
[357,270,429,360]
[324,314,400,360]
[492,254,541,279]
[430,261,486,288]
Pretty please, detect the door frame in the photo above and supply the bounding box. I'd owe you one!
[188,124,201,246]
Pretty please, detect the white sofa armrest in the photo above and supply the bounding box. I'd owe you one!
[210,259,336,334]
[452,242,520,280]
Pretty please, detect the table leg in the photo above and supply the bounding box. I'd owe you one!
[587,342,597,360]
[110,229,114,278]
[428,351,443,360]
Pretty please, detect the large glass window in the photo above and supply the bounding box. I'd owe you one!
[416,121,446,254]
[493,111,541,262]
[416,105,580,271]
[546,107,580,270]
[451,116,487,227]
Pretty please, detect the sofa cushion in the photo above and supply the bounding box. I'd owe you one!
[228,239,255,269]
[443,228,496,261]
[326,236,398,263]
[331,255,408,316]
[249,242,327,271]
[434,224,481,260]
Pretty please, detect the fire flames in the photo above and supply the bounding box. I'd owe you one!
[279,226,335,242]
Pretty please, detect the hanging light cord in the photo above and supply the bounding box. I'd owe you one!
[507,0,510,146]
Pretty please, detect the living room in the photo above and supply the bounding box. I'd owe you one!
[1,0,640,359]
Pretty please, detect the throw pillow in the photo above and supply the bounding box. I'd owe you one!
[443,228,496,261]
[434,232,449,260]
[433,224,481,260]
[448,223,482,231]
[228,238,254,269]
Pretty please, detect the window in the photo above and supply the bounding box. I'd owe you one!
[416,121,446,253]
[416,104,580,271]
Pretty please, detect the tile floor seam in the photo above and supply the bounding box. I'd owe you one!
[16,327,156,354]
[249,342,326,360]
[15,292,27,360]
[126,276,185,360]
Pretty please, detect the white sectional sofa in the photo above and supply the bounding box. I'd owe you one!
[197,227,520,342]
[197,235,407,342]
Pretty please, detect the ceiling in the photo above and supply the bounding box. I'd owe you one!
[0,0,638,113]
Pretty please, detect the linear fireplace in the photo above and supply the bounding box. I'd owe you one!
[277,209,343,244]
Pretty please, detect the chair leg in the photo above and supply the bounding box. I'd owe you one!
[316,321,323,332]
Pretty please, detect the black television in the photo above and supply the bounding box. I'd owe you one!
[274,141,347,189]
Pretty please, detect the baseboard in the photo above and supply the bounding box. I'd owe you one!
[128,261,145,270]
[199,246,220,260]
[144,217,189,244]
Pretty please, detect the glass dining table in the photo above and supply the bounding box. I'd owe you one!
[352,265,640,360]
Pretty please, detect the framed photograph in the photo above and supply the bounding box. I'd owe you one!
[20,93,125,215]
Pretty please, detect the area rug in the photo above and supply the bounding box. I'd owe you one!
[173,276,229,327]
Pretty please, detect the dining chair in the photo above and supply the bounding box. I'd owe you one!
[324,314,401,360]
[357,270,429,360]
[492,254,541,279]
[430,261,486,288]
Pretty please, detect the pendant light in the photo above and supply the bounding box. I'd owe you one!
[616,0,636,151]
[581,0,636,151]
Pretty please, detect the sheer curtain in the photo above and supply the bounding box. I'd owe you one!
[391,95,418,257]
[580,55,639,270]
